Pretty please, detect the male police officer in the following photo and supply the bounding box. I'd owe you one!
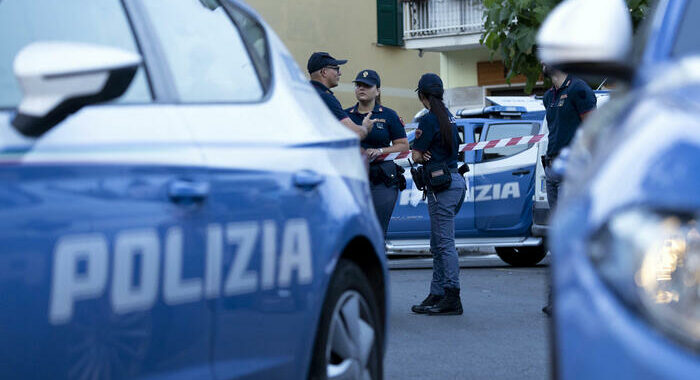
[542,65,597,208]
[307,52,380,139]
[541,64,596,316]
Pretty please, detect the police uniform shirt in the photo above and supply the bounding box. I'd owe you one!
[412,110,460,168]
[345,103,406,150]
[543,75,597,158]
[310,80,349,121]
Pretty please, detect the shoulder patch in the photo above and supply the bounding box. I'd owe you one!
[415,129,422,139]
[399,116,405,126]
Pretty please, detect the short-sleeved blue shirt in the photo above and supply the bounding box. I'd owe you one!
[412,110,460,168]
[344,103,407,150]
[543,75,597,157]
[310,80,349,121]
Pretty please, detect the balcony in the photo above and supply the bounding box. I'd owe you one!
[402,0,485,51]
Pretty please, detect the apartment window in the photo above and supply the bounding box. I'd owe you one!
[377,0,403,46]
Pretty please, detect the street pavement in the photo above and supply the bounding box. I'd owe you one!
[384,255,551,380]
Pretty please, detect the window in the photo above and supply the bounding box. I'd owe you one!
[141,0,264,103]
[671,0,700,58]
[483,122,539,161]
[377,0,403,46]
[0,0,151,108]
[227,4,272,92]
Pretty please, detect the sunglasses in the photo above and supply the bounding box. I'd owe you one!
[325,66,340,72]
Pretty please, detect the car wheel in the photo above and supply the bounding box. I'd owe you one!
[309,259,383,380]
[495,245,547,267]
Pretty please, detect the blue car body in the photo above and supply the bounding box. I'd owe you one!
[550,0,700,377]
[0,1,387,379]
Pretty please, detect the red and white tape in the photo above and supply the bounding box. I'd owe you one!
[371,134,545,162]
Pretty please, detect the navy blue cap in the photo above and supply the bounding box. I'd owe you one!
[353,69,381,87]
[307,52,348,73]
[416,73,444,97]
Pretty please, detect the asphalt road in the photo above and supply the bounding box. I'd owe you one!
[384,255,551,380]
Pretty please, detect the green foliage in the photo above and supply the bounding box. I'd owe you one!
[480,0,651,93]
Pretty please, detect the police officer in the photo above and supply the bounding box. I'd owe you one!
[345,69,409,236]
[540,64,596,316]
[542,65,597,209]
[410,73,466,316]
[307,52,381,139]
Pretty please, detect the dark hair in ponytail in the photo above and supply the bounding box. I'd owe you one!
[420,92,453,153]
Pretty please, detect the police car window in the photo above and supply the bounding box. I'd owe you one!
[227,5,271,92]
[483,123,538,161]
[472,124,484,143]
[671,0,700,58]
[0,0,151,108]
[141,0,263,103]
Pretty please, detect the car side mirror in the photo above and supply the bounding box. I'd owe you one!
[537,0,634,82]
[11,42,141,137]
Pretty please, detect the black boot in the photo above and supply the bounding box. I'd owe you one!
[427,287,462,315]
[411,293,443,314]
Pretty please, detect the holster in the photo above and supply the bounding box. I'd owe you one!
[422,161,452,193]
[370,161,406,191]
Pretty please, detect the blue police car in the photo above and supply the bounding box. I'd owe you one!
[387,106,548,266]
[538,0,700,377]
[0,1,388,379]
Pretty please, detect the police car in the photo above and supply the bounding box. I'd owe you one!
[387,105,548,267]
[539,0,700,378]
[0,1,388,379]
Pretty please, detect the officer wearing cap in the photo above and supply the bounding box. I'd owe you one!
[410,73,466,316]
[307,52,381,139]
[540,64,596,316]
[344,69,408,236]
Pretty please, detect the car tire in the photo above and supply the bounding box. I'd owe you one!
[308,259,383,380]
[495,245,547,267]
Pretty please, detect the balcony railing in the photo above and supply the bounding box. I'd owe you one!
[403,0,485,40]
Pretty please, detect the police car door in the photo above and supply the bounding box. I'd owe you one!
[473,121,540,235]
[0,1,214,378]
[388,123,477,239]
[139,2,321,377]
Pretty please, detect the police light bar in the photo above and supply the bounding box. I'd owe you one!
[456,106,527,119]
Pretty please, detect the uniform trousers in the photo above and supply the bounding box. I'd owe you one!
[427,172,466,295]
[370,181,399,237]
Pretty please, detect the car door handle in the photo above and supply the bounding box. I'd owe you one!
[511,170,531,176]
[293,170,324,190]
[168,179,210,203]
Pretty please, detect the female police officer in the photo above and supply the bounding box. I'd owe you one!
[410,73,466,315]
[344,69,408,236]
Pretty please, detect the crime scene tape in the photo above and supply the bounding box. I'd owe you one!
[371,134,545,162]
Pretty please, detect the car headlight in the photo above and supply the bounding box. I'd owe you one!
[589,209,700,351]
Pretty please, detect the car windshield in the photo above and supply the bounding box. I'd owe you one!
[0,0,151,108]
[671,0,700,58]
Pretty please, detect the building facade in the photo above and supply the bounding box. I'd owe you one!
[246,0,440,122]
[402,0,543,110]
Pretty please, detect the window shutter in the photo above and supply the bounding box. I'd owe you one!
[377,0,403,46]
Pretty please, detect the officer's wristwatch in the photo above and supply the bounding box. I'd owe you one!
[379,148,384,154]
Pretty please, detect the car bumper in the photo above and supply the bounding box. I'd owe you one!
[552,220,700,379]
[531,201,550,237]
[531,223,548,237]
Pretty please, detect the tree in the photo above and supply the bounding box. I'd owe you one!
[480,0,651,93]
